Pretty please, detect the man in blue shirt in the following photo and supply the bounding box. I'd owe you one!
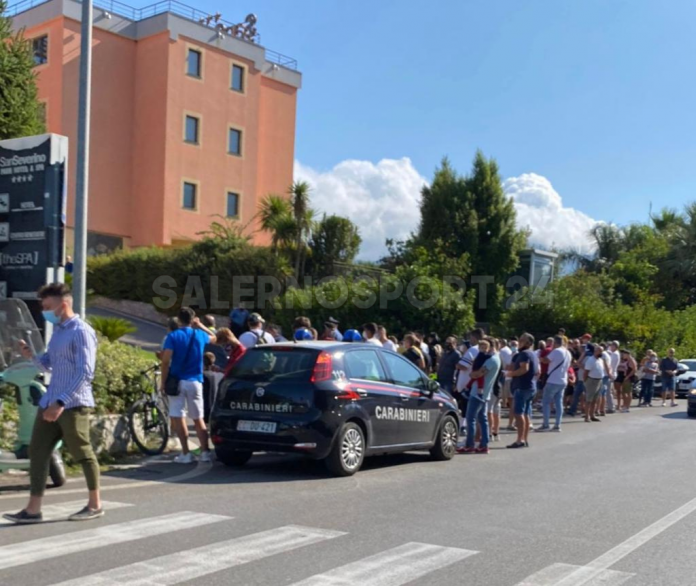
[507,333,537,449]
[4,283,101,524]
[161,307,216,464]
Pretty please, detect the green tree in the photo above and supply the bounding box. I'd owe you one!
[0,0,44,139]
[257,194,295,254]
[416,151,526,321]
[289,181,314,280]
[309,214,362,277]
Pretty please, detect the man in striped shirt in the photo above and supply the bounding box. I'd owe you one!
[3,283,102,524]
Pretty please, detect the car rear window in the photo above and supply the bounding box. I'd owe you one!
[228,347,320,382]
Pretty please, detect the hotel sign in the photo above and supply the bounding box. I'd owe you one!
[0,134,67,308]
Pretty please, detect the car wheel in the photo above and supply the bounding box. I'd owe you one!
[325,422,365,477]
[216,449,253,467]
[430,415,458,461]
[688,409,696,419]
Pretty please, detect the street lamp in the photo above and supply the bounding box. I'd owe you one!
[73,0,93,317]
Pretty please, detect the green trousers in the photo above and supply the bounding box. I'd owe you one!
[29,407,100,497]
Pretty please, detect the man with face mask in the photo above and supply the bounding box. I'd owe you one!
[437,336,462,393]
[4,283,101,524]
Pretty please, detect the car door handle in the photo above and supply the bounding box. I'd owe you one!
[399,393,410,401]
[355,388,369,396]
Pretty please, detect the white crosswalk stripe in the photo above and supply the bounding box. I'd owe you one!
[51,525,346,586]
[0,511,230,571]
[0,500,133,524]
[516,563,635,586]
[289,542,477,586]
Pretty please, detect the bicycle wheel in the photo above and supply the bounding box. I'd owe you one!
[128,398,169,455]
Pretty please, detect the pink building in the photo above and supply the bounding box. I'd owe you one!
[10,0,302,252]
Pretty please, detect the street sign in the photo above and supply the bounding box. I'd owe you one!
[0,134,68,316]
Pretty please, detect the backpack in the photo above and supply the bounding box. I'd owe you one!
[253,330,269,347]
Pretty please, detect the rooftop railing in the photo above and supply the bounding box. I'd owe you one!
[7,0,298,70]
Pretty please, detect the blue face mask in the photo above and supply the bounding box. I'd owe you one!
[42,310,61,325]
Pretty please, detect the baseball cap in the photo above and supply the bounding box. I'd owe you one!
[248,312,265,324]
[326,316,340,326]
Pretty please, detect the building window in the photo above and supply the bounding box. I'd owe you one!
[226,192,239,218]
[184,115,199,144]
[231,64,244,92]
[182,182,197,210]
[228,128,242,156]
[186,48,201,78]
[32,35,48,66]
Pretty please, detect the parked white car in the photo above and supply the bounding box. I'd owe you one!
[675,360,696,397]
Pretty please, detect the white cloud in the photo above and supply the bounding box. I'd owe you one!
[294,158,428,260]
[296,160,598,259]
[503,173,598,254]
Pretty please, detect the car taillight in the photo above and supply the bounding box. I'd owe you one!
[311,352,333,383]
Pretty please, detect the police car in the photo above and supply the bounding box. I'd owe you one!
[210,342,460,476]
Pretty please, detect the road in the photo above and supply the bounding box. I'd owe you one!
[0,404,694,586]
[86,306,166,353]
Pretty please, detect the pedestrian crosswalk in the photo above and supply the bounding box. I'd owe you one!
[0,504,475,586]
[53,525,346,586]
[288,542,477,586]
[0,511,228,571]
[515,563,635,586]
[0,503,640,586]
[0,500,132,524]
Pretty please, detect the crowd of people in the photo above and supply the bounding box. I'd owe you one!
[157,307,684,463]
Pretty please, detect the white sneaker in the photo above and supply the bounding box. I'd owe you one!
[174,453,196,464]
[199,451,213,463]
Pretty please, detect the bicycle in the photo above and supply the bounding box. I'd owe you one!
[127,363,170,455]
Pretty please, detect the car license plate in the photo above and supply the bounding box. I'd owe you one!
[237,420,277,434]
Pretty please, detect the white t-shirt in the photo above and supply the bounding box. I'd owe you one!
[499,346,513,380]
[546,347,571,386]
[456,345,479,392]
[382,339,397,352]
[365,337,383,347]
[239,328,276,349]
[609,350,620,378]
[584,356,606,379]
[532,350,541,382]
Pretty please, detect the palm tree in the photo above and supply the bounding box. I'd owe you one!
[289,181,314,280]
[257,194,293,254]
[651,207,684,235]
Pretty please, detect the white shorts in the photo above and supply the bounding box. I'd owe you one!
[169,380,204,420]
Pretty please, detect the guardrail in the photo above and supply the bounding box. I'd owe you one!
[7,0,298,70]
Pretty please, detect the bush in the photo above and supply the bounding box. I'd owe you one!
[0,382,18,451]
[268,273,475,339]
[501,270,696,358]
[87,238,291,314]
[92,337,155,415]
[88,316,136,342]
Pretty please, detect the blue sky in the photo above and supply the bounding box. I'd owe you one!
[193,0,696,256]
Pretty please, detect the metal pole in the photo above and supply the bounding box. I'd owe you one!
[73,0,93,317]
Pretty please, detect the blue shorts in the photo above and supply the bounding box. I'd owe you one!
[662,377,675,391]
[513,387,535,416]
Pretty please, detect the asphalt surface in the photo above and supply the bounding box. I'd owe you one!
[86,306,166,353]
[1,403,695,586]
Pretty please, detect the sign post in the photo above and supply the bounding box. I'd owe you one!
[0,133,68,327]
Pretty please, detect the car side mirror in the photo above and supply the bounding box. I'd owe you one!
[426,379,439,395]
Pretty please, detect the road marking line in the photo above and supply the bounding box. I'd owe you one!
[0,500,132,524]
[52,524,346,586]
[552,494,696,586]
[0,511,229,571]
[0,461,214,501]
[289,542,477,586]
[516,563,634,586]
